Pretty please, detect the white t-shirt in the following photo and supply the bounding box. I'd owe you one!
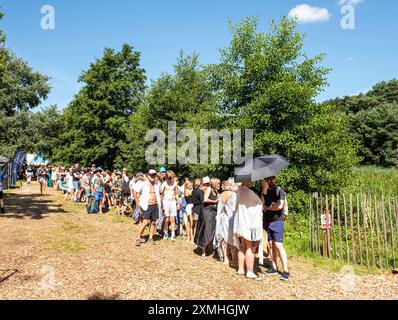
[134,180,161,211]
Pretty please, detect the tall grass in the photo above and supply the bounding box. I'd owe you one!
[344,166,398,196]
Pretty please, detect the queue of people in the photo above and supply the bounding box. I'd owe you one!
[17,163,290,281]
[132,168,290,281]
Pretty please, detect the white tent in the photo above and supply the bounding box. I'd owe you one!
[26,154,49,165]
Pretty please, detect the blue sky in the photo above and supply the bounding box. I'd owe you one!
[1,0,397,108]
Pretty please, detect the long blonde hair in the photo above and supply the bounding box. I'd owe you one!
[223,177,240,192]
[184,180,193,197]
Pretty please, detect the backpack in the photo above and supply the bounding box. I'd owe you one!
[275,186,289,217]
[122,179,130,195]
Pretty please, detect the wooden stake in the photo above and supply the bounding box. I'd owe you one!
[362,194,370,268]
[374,195,382,268]
[309,194,313,252]
[357,194,363,265]
[325,194,331,258]
[368,195,376,267]
[343,194,349,262]
[315,192,320,255]
[350,194,356,264]
[388,197,395,270]
[381,195,389,269]
[331,194,337,258]
[337,194,343,260]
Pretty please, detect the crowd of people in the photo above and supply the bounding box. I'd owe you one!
[18,163,290,281]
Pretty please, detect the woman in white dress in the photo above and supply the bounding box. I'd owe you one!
[233,181,263,280]
[214,178,239,266]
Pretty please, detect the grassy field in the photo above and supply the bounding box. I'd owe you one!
[344,166,398,195]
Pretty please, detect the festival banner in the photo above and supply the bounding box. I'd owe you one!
[11,151,26,186]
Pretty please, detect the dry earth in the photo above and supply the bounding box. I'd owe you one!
[0,182,397,300]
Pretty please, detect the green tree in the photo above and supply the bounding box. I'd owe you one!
[119,52,222,176]
[0,48,50,116]
[53,44,146,168]
[0,106,63,159]
[209,17,358,193]
[329,79,398,166]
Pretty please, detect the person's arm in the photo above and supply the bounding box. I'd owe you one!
[265,200,284,211]
[265,190,285,211]
[175,184,180,209]
[204,188,217,204]
[261,180,268,210]
[133,190,140,209]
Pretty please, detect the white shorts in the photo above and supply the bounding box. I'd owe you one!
[163,199,177,217]
[186,203,193,215]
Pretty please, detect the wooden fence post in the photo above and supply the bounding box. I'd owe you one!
[362,194,370,268]
[331,194,337,258]
[337,194,343,260]
[381,195,389,269]
[309,194,313,252]
[388,197,395,270]
[350,194,356,264]
[315,192,320,255]
[369,195,376,267]
[325,194,331,258]
[357,194,363,265]
[374,195,382,268]
[343,194,349,262]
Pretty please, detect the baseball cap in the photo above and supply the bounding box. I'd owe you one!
[202,176,210,184]
[148,169,157,175]
[159,167,167,173]
[135,172,144,178]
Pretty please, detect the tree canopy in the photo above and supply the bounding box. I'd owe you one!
[329,79,398,167]
[52,44,147,168]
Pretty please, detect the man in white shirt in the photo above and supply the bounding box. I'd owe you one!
[134,169,162,246]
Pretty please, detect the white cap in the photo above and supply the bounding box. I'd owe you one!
[202,176,210,184]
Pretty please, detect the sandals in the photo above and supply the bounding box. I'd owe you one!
[246,273,262,281]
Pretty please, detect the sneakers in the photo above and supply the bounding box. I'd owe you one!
[280,272,290,281]
[264,268,279,276]
[171,233,176,241]
[163,232,169,240]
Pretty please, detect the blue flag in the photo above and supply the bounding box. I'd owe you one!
[11,151,26,185]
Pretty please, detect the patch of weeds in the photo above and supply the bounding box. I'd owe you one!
[50,238,86,254]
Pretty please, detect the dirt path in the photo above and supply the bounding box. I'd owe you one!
[0,182,397,300]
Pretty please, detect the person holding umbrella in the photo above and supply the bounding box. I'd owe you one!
[234,154,290,280]
[261,176,290,281]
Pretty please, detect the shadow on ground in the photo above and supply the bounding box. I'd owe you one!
[0,193,67,220]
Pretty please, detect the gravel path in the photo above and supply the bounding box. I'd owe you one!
[0,182,397,300]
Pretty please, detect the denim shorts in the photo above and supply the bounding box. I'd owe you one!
[73,181,81,190]
[94,192,103,202]
[264,220,285,243]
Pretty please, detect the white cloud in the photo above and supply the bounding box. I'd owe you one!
[288,4,331,23]
[339,0,363,6]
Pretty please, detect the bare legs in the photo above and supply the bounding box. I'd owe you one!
[137,220,156,240]
[237,237,260,279]
[269,240,289,273]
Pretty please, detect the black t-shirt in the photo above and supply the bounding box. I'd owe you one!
[264,187,286,223]
[185,195,193,204]
[72,169,81,182]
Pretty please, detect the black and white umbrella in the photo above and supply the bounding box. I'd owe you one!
[234,154,289,183]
